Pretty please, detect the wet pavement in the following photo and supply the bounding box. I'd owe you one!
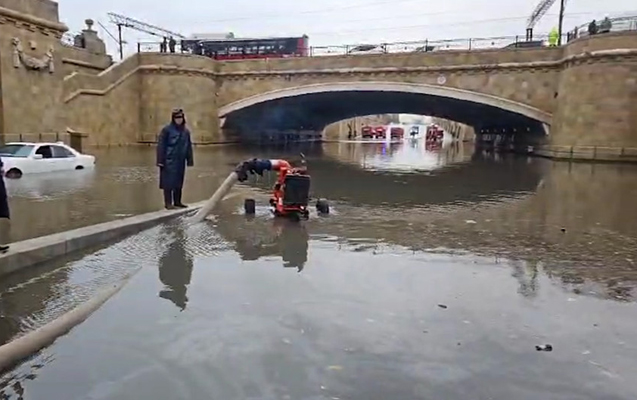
[2,140,637,399]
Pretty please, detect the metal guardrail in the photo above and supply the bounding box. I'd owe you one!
[2,133,69,144]
[569,14,637,39]
[61,13,637,56]
[135,15,637,58]
[61,32,78,47]
[308,34,556,56]
[535,145,637,162]
[136,33,557,57]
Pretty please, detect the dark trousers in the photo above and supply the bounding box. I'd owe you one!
[163,187,183,206]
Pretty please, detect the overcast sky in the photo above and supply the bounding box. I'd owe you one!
[57,0,634,56]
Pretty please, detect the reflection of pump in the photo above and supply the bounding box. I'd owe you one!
[275,218,309,272]
[234,157,329,220]
[231,218,309,272]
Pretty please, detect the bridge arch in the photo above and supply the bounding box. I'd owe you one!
[219,81,552,125]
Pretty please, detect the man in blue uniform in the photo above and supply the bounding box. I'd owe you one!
[157,109,194,209]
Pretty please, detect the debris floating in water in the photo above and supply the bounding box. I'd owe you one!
[535,344,553,352]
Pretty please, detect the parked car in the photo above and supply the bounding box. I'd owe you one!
[0,142,96,179]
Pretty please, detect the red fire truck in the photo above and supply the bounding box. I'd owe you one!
[373,126,386,139]
[426,124,444,143]
[390,127,404,139]
[361,126,374,138]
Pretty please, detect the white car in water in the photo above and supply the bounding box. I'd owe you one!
[0,142,96,179]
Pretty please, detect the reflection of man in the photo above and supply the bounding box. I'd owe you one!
[158,225,193,311]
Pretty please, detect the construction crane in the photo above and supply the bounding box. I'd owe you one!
[526,0,567,44]
[108,12,186,59]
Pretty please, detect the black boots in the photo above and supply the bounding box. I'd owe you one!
[174,188,187,208]
[0,220,8,253]
[164,188,187,209]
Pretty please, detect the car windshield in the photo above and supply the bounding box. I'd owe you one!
[0,144,34,158]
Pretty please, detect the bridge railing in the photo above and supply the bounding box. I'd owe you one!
[308,34,555,56]
[132,13,637,58]
[61,32,76,47]
[568,13,637,39]
[135,33,556,57]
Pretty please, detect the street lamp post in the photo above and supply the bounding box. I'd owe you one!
[557,0,566,45]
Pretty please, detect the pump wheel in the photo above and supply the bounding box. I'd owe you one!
[244,198,256,215]
[316,199,329,214]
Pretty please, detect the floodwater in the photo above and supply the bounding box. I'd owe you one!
[2,141,637,400]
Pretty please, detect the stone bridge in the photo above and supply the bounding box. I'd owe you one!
[1,0,637,160]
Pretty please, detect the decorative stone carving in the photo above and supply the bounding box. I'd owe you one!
[11,37,55,73]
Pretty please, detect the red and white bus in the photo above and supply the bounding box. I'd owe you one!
[181,35,309,60]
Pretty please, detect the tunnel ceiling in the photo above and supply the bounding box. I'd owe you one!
[223,91,544,132]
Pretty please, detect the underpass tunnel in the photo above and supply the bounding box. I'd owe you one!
[221,91,548,145]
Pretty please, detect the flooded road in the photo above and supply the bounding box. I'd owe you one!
[2,141,637,399]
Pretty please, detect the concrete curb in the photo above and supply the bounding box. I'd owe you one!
[0,201,206,278]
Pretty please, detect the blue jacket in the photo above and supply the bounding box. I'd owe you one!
[0,156,9,219]
[157,122,193,190]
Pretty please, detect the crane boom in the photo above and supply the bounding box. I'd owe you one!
[107,12,185,39]
[527,0,558,29]
[107,12,185,60]
[526,0,568,44]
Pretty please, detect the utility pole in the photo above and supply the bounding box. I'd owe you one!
[108,12,185,60]
[117,24,124,60]
[557,0,566,45]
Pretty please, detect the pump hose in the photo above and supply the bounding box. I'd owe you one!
[0,275,132,373]
[190,172,240,224]
[0,170,245,372]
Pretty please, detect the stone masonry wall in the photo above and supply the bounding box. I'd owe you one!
[0,0,68,137]
[59,45,112,76]
[63,55,142,146]
[137,53,218,143]
[0,0,113,143]
[215,52,561,115]
[545,32,637,160]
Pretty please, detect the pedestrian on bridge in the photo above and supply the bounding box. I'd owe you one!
[599,16,612,33]
[0,157,10,253]
[157,108,194,209]
[548,27,559,46]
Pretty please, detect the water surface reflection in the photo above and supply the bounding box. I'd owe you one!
[2,216,636,400]
[1,143,637,399]
[158,225,193,311]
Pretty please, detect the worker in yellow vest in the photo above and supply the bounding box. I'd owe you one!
[548,27,559,46]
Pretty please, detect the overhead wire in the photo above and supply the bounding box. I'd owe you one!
[111,5,627,52]
[197,0,426,23]
[274,12,601,37]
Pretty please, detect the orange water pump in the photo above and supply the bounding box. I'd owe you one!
[234,157,329,220]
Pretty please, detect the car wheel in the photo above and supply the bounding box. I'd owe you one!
[5,168,22,179]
